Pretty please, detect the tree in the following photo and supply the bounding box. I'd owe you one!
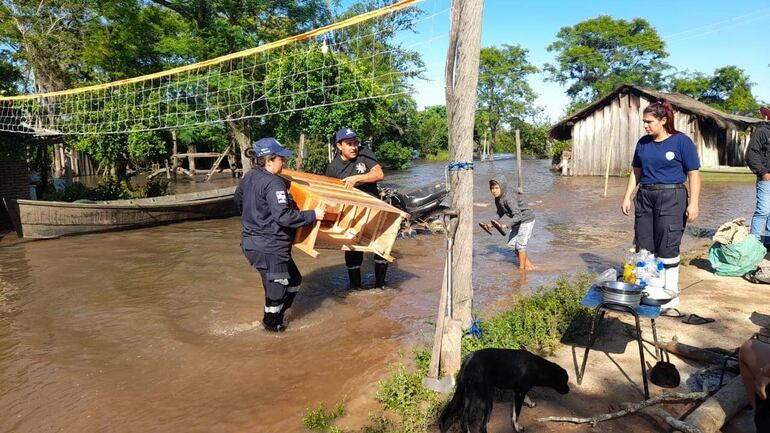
[545,15,669,107]
[413,105,448,156]
[0,49,22,96]
[149,0,327,59]
[670,71,711,101]
[0,0,100,93]
[670,66,759,113]
[477,44,538,148]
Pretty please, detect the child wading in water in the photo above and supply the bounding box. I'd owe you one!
[489,176,536,270]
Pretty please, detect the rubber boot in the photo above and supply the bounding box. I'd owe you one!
[374,262,388,289]
[661,265,680,310]
[263,299,286,332]
[281,289,298,314]
[347,268,362,290]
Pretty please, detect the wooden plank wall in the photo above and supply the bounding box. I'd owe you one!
[726,129,750,166]
[569,93,738,176]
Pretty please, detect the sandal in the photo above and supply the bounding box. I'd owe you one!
[478,222,493,236]
[682,313,715,325]
[660,308,686,318]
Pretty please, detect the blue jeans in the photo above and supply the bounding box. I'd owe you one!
[750,180,770,238]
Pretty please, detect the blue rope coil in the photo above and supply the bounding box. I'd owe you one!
[447,161,474,171]
[445,161,474,192]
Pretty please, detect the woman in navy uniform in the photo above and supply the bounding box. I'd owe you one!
[325,127,388,289]
[621,100,701,312]
[235,138,325,332]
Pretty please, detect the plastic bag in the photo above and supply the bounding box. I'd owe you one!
[708,236,767,276]
[595,268,618,284]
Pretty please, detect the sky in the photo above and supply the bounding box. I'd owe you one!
[400,0,770,122]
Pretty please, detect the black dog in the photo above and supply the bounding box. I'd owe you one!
[438,348,570,433]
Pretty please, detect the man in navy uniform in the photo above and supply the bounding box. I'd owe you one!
[235,137,324,332]
[325,127,388,289]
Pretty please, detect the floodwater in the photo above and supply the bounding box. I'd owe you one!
[0,157,758,432]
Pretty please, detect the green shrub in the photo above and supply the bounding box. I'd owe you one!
[374,141,412,170]
[302,399,346,432]
[375,359,446,433]
[462,273,593,356]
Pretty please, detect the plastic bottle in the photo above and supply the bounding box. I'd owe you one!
[635,261,648,286]
[623,262,637,283]
[646,261,666,290]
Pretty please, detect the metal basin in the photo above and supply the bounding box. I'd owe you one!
[597,281,645,308]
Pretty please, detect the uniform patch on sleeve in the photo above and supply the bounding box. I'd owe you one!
[275,190,287,204]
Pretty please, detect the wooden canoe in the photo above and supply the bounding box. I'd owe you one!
[280,169,410,262]
[3,187,238,239]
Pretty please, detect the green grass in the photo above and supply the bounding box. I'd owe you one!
[424,150,449,161]
[462,273,593,356]
[300,273,594,433]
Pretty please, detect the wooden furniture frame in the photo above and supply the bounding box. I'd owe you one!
[280,169,409,262]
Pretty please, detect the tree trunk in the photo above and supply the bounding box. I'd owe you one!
[228,120,252,175]
[297,133,306,171]
[171,130,179,181]
[445,0,484,329]
[52,143,63,178]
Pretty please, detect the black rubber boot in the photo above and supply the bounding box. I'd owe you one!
[347,268,362,290]
[374,262,388,288]
[281,291,298,314]
[263,299,286,332]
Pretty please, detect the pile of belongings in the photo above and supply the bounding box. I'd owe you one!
[708,218,767,277]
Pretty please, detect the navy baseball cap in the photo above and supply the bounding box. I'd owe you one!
[335,127,357,143]
[253,137,293,158]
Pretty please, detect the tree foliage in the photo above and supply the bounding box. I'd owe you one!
[545,15,669,107]
[477,44,539,145]
[671,66,759,113]
[413,105,448,156]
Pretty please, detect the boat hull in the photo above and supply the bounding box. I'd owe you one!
[4,187,238,239]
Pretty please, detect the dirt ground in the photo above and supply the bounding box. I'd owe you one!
[476,239,768,433]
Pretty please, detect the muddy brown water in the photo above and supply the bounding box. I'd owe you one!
[0,158,757,432]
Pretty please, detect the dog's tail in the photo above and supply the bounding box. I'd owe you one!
[438,354,473,432]
[438,384,464,433]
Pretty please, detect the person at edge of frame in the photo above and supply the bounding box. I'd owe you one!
[746,106,770,244]
[620,99,701,314]
[324,127,388,289]
[235,137,325,332]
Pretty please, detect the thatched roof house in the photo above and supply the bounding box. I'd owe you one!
[550,84,767,176]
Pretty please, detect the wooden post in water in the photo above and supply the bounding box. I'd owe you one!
[171,130,179,181]
[515,128,523,193]
[481,128,488,161]
[445,0,483,330]
[188,143,197,173]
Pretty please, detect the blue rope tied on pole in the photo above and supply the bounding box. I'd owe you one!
[447,161,474,171]
[465,318,482,339]
[445,161,474,192]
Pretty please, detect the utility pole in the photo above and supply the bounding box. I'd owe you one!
[445,0,484,329]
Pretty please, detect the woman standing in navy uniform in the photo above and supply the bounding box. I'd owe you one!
[621,100,701,312]
[235,138,325,332]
